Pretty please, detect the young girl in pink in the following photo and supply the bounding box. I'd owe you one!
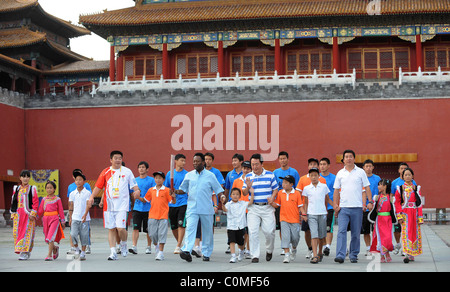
[368,179,396,263]
[38,180,65,261]
[394,168,423,263]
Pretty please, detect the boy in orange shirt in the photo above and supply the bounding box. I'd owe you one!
[273,175,305,263]
[135,171,175,261]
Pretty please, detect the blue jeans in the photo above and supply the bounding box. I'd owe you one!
[336,207,363,260]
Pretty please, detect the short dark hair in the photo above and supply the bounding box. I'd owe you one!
[320,157,330,165]
[194,152,205,161]
[138,161,149,169]
[308,168,320,175]
[342,149,356,158]
[175,153,186,160]
[232,153,244,162]
[204,152,214,160]
[110,150,123,159]
[363,159,374,166]
[278,151,289,158]
[250,153,264,163]
[20,170,31,177]
[398,162,409,169]
[230,187,242,196]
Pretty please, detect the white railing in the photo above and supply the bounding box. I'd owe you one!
[92,69,356,96]
[399,66,450,85]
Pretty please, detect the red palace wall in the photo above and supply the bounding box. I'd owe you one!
[2,98,450,209]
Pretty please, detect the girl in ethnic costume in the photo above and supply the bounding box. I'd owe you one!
[11,170,39,260]
[38,180,66,261]
[394,168,424,263]
[368,179,397,263]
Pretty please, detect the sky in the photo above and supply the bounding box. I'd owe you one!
[39,0,135,61]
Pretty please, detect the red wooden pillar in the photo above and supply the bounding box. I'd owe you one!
[30,58,36,95]
[162,43,169,79]
[117,54,124,81]
[275,38,281,74]
[218,40,224,77]
[415,35,423,71]
[332,36,340,73]
[109,45,115,81]
[11,75,16,91]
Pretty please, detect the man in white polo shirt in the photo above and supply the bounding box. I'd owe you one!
[332,149,371,263]
[242,153,278,263]
[89,150,140,261]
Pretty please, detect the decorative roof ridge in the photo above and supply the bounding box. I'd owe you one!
[45,39,91,61]
[34,4,91,37]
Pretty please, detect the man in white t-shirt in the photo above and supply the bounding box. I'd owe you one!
[89,150,140,260]
[332,149,371,263]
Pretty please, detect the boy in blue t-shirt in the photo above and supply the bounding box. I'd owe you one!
[163,154,189,253]
[319,158,336,256]
[130,161,156,255]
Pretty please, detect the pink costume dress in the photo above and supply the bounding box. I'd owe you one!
[394,183,423,257]
[369,193,395,255]
[11,185,39,254]
[38,196,65,244]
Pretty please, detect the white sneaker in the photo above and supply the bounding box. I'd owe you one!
[173,246,181,254]
[244,249,251,259]
[120,242,128,257]
[19,252,29,260]
[230,254,237,263]
[290,249,297,261]
[283,253,290,263]
[145,246,152,254]
[67,247,76,254]
[108,252,118,261]
[86,246,91,254]
[79,251,86,261]
[394,243,401,255]
[156,251,164,261]
[238,250,244,262]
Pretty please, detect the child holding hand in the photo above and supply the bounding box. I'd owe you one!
[221,187,254,263]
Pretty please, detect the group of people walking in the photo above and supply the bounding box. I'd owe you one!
[10,149,424,266]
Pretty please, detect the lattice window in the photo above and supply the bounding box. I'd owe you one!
[287,54,297,72]
[176,53,218,77]
[177,57,186,75]
[146,59,155,76]
[125,59,134,77]
[199,57,208,73]
[348,52,362,70]
[210,56,218,73]
[135,59,144,76]
[348,47,410,79]
[266,55,275,72]
[395,50,409,70]
[123,55,162,80]
[286,49,333,74]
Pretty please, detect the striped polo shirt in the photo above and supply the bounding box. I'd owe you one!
[242,169,278,203]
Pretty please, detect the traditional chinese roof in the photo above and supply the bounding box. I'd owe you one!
[80,0,450,26]
[0,27,90,63]
[0,27,46,48]
[44,60,109,74]
[0,52,40,74]
[0,0,91,38]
